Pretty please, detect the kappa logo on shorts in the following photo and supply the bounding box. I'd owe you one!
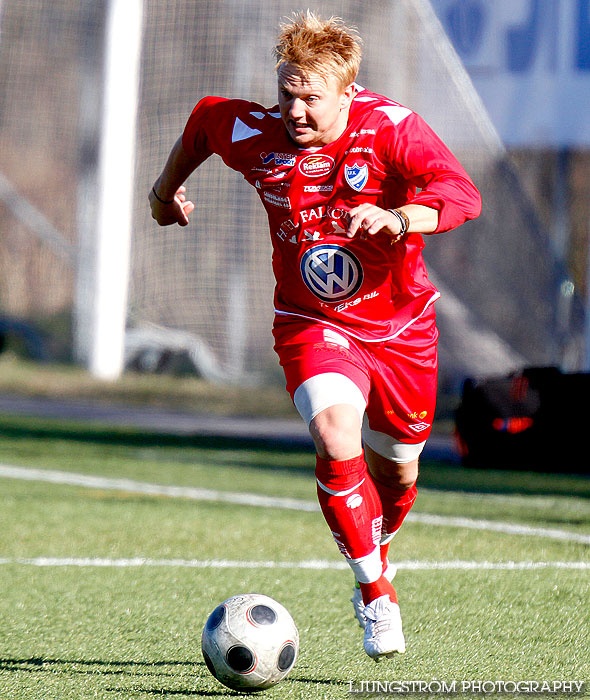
[409,422,430,433]
[300,244,364,302]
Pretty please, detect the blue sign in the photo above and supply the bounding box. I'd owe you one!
[431,0,590,145]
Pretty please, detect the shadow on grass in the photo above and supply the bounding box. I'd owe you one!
[0,415,313,454]
[0,657,214,696]
[0,656,199,675]
[0,656,344,697]
[0,414,589,499]
[105,676,344,697]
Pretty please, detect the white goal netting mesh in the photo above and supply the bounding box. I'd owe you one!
[0,0,577,386]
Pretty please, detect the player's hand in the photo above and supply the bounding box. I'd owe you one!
[149,185,195,227]
[346,203,403,242]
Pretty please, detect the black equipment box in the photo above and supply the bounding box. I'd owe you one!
[455,367,590,473]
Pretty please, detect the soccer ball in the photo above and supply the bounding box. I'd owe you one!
[201,593,299,692]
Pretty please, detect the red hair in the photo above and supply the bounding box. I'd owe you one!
[274,10,362,89]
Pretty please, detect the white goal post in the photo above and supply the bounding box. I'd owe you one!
[75,0,143,380]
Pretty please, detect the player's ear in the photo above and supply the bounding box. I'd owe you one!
[340,83,355,110]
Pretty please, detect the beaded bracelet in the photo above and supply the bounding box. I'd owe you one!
[387,208,410,244]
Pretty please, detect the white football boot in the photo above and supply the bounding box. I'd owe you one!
[363,594,406,661]
[351,562,397,628]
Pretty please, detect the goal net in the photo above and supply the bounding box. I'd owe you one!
[0,0,576,390]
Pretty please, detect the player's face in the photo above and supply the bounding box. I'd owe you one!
[277,64,354,148]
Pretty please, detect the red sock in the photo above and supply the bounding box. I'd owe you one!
[373,479,417,541]
[315,454,382,570]
[380,544,390,573]
[359,575,398,606]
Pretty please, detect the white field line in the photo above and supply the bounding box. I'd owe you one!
[421,488,590,510]
[0,557,588,571]
[0,464,318,512]
[405,513,590,544]
[1,464,589,545]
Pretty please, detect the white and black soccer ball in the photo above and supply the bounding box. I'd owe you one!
[201,593,299,692]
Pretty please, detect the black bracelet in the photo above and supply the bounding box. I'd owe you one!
[387,208,410,245]
[152,186,175,205]
[388,208,409,234]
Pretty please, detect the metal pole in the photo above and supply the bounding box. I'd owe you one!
[89,0,144,380]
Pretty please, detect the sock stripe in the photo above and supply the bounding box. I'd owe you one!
[316,477,365,497]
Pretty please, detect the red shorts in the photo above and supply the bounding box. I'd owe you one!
[273,311,438,446]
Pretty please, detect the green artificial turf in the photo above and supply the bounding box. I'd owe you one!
[0,414,588,699]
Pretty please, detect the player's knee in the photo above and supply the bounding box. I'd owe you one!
[362,419,424,488]
[310,405,362,461]
[390,459,418,491]
[366,444,419,491]
[390,469,418,492]
[292,372,366,458]
[374,467,417,493]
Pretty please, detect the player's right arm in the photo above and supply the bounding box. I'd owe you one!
[150,96,246,227]
[149,136,200,227]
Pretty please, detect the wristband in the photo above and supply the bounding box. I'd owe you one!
[152,186,175,205]
[387,208,410,244]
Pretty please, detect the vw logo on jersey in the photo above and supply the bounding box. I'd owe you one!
[344,162,369,192]
[300,244,364,302]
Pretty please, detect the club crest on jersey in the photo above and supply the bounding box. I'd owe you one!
[344,162,369,192]
[300,244,364,302]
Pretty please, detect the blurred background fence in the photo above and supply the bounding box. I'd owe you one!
[0,0,587,398]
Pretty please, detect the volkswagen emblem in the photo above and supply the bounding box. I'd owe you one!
[300,244,364,302]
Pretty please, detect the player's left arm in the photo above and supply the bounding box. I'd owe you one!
[390,112,482,233]
[347,112,481,241]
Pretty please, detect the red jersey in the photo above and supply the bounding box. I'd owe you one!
[182,86,481,342]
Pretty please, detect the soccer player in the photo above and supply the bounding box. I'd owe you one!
[149,11,481,661]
